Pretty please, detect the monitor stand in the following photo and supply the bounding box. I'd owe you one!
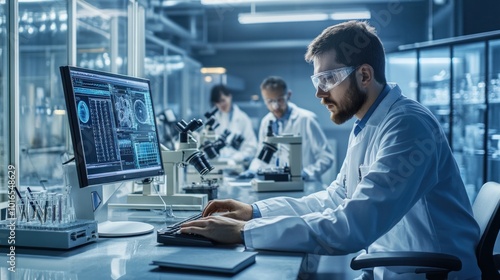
[65,163,154,237]
[97,220,153,237]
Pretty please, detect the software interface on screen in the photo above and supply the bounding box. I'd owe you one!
[60,66,164,188]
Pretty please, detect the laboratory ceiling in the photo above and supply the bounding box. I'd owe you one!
[143,0,430,56]
[15,0,431,57]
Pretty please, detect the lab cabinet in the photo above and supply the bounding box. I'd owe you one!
[419,47,452,142]
[387,31,500,202]
[452,42,486,200]
[488,39,500,184]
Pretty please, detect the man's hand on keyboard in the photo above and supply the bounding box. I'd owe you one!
[180,216,246,244]
[202,199,253,221]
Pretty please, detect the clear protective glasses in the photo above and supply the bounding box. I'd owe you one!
[310,66,356,92]
[264,96,287,105]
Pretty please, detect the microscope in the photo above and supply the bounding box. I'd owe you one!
[127,119,215,210]
[187,107,244,182]
[251,120,304,192]
[198,106,219,145]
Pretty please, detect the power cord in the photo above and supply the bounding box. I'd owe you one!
[149,178,177,221]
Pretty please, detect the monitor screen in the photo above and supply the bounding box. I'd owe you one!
[60,66,165,188]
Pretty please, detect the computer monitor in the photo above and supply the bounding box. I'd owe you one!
[60,66,165,237]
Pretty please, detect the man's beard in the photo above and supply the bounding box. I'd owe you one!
[330,76,367,125]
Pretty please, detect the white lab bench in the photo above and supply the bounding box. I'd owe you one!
[0,179,361,280]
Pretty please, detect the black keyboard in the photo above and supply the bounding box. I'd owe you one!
[157,213,215,246]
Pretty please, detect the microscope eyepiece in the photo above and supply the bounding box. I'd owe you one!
[200,129,231,159]
[184,119,203,132]
[205,117,220,131]
[175,119,204,142]
[204,106,218,119]
[175,118,203,133]
[230,134,245,150]
[266,120,275,136]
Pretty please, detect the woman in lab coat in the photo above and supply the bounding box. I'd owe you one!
[182,21,481,280]
[244,76,335,182]
[210,85,257,163]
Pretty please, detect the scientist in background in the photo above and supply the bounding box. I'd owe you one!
[210,85,257,163]
[240,76,335,182]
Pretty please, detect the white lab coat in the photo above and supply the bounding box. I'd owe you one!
[214,104,257,163]
[248,102,335,182]
[244,84,481,280]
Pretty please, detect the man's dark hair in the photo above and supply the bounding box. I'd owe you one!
[305,20,386,84]
[210,84,231,105]
[260,76,288,94]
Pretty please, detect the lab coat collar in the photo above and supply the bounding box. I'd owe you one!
[287,102,300,122]
[364,83,402,129]
[268,103,293,134]
[217,104,240,122]
[354,84,391,136]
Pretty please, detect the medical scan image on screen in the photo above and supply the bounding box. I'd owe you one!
[60,66,164,188]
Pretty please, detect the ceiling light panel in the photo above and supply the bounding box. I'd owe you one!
[239,12,329,24]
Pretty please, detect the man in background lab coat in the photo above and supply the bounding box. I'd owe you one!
[210,85,257,163]
[239,76,336,182]
[181,21,481,279]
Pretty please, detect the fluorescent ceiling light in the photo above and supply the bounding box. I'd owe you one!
[19,0,58,2]
[330,10,371,20]
[53,109,66,115]
[239,12,329,24]
[201,67,226,74]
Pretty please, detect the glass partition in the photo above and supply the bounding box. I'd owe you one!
[16,0,128,191]
[452,42,486,201]
[166,56,184,117]
[77,0,127,74]
[144,41,181,116]
[144,48,205,148]
[18,0,69,190]
[0,2,7,203]
[487,39,500,184]
[4,0,204,200]
[145,47,168,115]
[144,41,176,148]
[419,47,451,142]
[184,57,204,120]
[386,50,418,100]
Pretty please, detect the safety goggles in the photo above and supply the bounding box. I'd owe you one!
[264,96,287,105]
[310,66,356,92]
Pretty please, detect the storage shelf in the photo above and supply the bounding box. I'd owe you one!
[422,101,449,106]
[388,34,500,188]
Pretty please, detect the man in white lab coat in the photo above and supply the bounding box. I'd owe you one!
[210,85,257,163]
[181,21,481,279]
[240,76,336,182]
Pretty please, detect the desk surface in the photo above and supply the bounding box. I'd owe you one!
[0,230,304,279]
[0,180,361,280]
